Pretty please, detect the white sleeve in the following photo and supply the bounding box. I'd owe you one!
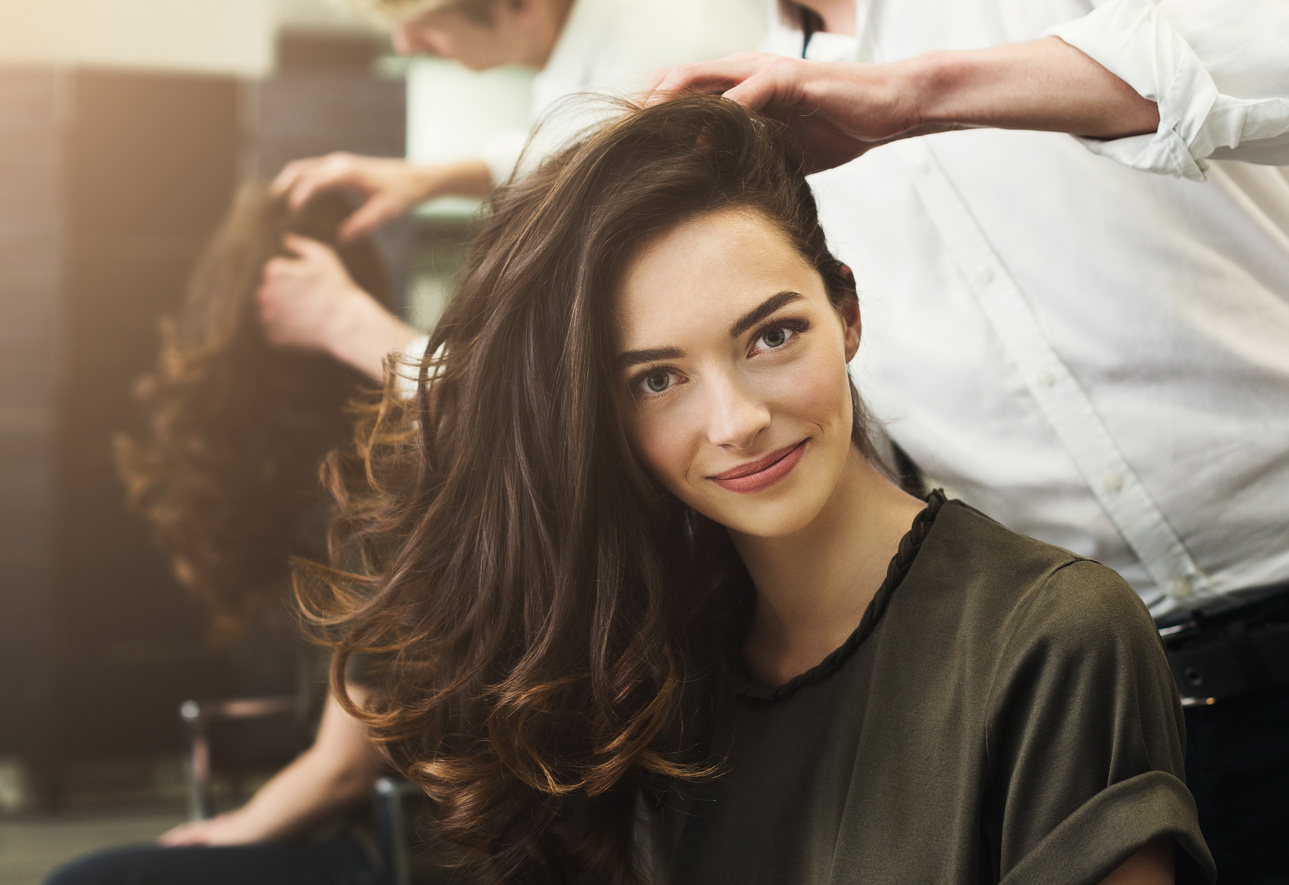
[1045,0,1289,180]
[511,0,767,180]
[478,128,530,187]
[394,334,432,400]
[588,0,765,100]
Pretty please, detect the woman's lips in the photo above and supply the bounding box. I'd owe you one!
[709,441,808,494]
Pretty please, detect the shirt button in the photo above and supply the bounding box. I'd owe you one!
[1103,472,1125,493]
[912,156,931,175]
[976,266,995,285]
[1170,577,1195,600]
[1036,370,1056,388]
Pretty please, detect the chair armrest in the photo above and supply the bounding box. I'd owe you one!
[373,776,422,885]
[178,696,297,821]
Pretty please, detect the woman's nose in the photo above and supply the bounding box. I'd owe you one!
[704,374,771,451]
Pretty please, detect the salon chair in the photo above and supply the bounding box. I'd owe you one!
[179,697,442,885]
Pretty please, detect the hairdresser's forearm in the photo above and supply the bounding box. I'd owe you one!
[646,39,1158,171]
[419,157,494,200]
[892,36,1158,140]
[327,291,422,381]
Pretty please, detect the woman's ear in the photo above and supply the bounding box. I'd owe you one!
[839,264,861,361]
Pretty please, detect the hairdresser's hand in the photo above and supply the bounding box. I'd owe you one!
[258,234,420,380]
[158,809,261,846]
[640,52,926,172]
[641,42,1158,174]
[273,153,493,241]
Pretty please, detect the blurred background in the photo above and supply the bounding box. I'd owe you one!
[0,1,530,879]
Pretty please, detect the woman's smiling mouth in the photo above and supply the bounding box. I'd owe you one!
[709,440,809,494]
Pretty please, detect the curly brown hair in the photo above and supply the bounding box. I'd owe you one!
[116,182,393,642]
[300,96,874,884]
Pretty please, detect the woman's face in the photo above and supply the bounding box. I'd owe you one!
[392,3,549,71]
[614,208,862,539]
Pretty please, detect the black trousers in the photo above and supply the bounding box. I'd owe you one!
[43,834,382,885]
[1185,683,1289,885]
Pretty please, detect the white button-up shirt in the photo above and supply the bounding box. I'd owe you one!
[478,0,766,184]
[765,0,1289,618]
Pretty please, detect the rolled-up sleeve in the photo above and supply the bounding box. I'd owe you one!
[985,560,1216,883]
[1045,0,1289,180]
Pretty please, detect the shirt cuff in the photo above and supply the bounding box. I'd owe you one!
[1000,771,1215,885]
[1045,0,1217,181]
[393,334,432,401]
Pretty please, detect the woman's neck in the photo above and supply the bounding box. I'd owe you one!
[731,449,925,686]
[790,0,857,36]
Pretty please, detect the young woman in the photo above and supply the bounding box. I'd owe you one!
[305,95,1214,885]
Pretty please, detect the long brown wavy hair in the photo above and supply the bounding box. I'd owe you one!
[117,182,392,641]
[302,95,875,883]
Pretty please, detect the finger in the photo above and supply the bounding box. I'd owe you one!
[158,826,195,847]
[286,155,357,212]
[639,64,737,107]
[639,53,767,106]
[722,61,800,112]
[281,233,330,259]
[259,257,293,286]
[255,280,279,313]
[287,172,330,213]
[270,157,320,197]
[637,66,673,103]
[339,197,399,242]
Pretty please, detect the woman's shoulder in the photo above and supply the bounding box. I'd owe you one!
[913,498,1156,650]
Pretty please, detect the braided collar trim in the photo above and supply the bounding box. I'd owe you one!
[733,490,947,702]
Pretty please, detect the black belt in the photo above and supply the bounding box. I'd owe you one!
[1158,584,1289,707]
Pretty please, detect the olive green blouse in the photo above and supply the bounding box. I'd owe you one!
[655,493,1215,884]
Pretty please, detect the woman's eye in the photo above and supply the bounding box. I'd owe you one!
[639,371,674,395]
[755,326,795,351]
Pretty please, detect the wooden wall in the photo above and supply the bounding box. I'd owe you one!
[0,68,61,760]
[0,51,405,789]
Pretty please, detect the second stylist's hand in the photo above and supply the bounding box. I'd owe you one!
[258,234,420,380]
[640,52,928,173]
[273,153,494,241]
[272,154,434,241]
[258,234,371,354]
[159,809,260,847]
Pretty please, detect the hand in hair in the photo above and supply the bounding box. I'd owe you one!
[257,233,420,380]
[639,39,1157,173]
[272,152,493,241]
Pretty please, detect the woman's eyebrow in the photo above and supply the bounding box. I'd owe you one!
[616,292,804,369]
[617,346,685,370]
[728,291,802,338]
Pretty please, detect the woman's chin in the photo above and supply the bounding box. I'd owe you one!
[697,489,831,540]
[722,509,822,540]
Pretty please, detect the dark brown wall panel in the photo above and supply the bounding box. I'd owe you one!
[0,53,408,776]
[0,67,61,756]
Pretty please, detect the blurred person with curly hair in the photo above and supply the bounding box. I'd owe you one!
[45,184,409,885]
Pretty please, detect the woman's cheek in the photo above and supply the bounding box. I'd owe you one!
[628,410,698,500]
[767,349,850,430]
